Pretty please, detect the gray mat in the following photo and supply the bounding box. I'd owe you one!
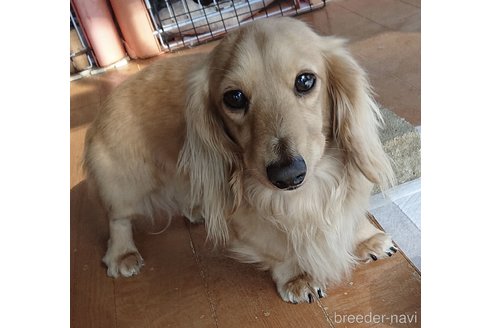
[376,108,421,192]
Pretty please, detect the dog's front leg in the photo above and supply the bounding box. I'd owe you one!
[102,217,144,278]
[229,210,326,303]
[272,259,326,304]
[355,214,398,262]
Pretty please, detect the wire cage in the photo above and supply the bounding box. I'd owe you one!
[144,0,326,52]
[70,6,97,76]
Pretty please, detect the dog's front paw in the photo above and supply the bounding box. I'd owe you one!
[103,251,144,278]
[356,232,398,262]
[277,274,326,304]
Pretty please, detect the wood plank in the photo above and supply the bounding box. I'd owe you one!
[112,218,216,328]
[188,222,334,328]
[70,181,117,328]
[320,252,421,328]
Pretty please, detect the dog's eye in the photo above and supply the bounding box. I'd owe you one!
[223,90,249,110]
[295,73,316,94]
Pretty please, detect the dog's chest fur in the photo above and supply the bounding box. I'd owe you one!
[225,155,372,284]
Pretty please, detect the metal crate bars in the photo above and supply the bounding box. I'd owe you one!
[145,0,326,51]
[70,7,97,75]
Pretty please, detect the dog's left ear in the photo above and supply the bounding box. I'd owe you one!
[322,37,395,188]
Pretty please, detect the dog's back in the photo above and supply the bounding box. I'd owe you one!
[83,54,205,225]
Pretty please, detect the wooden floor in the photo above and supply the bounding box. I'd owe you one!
[71,1,421,327]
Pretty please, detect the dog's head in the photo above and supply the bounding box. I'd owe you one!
[179,18,394,243]
[206,19,326,191]
[201,18,392,189]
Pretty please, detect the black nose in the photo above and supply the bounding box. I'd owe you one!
[266,156,307,190]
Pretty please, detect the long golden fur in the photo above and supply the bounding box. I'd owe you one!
[84,17,396,304]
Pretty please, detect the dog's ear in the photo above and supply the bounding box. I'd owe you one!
[322,38,395,189]
[177,56,241,246]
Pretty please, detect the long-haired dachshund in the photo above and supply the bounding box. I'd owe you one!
[84,17,396,303]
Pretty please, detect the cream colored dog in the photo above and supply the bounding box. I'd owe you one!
[84,17,396,304]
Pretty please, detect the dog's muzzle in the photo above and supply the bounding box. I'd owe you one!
[266,156,306,190]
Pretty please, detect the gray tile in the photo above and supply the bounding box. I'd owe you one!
[371,178,421,208]
[370,192,393,210]
[371,202,421,270]
[388,178,421,201]
[393,192,421,230]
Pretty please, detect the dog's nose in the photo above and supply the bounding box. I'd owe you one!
[266,156,307,190]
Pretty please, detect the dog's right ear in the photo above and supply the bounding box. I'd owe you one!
[177,56,240,247]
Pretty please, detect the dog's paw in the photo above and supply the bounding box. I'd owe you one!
[277,274,326,304]
[357,232,398,262]
[103,251,144,278]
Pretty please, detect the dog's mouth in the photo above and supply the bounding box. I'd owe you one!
[284,182,303,191]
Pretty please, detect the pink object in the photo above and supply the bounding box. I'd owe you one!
[110,0,162,59]
[71,0,126,67]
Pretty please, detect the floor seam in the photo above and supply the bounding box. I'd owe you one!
[398,0,420,9]
[386,72,419,90]
[393,194,420,224]
[334,2,419,32]
[71,188,81,327]
[187,221,220,328]
[315,298,336,328]
[376,178,421,205]
[333,2,395,30]
[112,279,119,328]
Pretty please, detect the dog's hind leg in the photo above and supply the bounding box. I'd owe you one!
[102,217,144,278]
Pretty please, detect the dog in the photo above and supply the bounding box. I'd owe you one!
[83,17,396,304]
